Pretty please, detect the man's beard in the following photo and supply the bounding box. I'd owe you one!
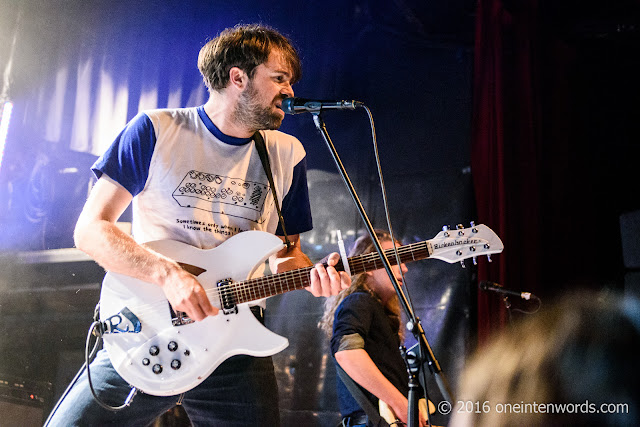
[233,80,284,132]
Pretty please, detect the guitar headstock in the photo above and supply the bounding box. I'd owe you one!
[428,223,503,264]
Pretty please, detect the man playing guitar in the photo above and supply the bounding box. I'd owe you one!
[46,24,349,426]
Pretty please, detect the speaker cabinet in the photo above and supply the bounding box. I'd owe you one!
[0,374,52,426]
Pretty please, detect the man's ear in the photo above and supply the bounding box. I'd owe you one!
[228,67,247,90]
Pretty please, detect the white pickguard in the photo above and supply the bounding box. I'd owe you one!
[99,230,289,396]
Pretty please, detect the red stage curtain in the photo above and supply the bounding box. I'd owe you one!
[471,0,543,345]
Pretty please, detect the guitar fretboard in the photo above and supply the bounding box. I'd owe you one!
[231,240,431,304]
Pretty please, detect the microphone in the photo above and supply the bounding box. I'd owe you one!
[281,97,363,114]
[479,281,533,300]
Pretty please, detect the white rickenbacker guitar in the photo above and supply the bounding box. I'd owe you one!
[100,224,503,396]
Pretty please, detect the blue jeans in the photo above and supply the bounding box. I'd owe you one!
[46,349,280,426]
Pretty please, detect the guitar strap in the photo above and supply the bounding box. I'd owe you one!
[253,131,291,250]
[335,360,390,427]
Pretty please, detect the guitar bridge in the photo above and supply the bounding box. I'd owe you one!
[217,278,238,315]
[170,306,195,326]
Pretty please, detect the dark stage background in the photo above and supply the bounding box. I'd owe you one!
[0,1,639,426]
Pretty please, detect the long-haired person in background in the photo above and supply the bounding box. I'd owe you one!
[319,230,428,427]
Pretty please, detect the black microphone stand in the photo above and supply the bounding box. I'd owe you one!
[502,296,514,326]
[310,111,455,427]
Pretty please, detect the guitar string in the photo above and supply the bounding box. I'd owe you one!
[199,242,430,303]
[108,242,437,317]
[107,238,490,318]
[117,242,431,317]
[116,234,488,320]
[223,234,493,302]
[207,242,431,303]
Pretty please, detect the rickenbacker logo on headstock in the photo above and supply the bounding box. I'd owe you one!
[433,237,483,250]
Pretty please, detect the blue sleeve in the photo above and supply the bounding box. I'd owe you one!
[91,112,156,197]
[276,156,313,235]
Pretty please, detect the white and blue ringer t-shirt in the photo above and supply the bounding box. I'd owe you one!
[92,106,312,250]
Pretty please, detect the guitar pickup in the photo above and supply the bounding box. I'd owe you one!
[102,307,142,334]
[217,278,238,315]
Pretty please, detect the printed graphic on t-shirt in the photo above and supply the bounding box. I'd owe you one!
[175,219,246,237]
[172,170,269,223]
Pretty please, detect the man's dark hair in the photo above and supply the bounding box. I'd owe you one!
[198,24,302,92]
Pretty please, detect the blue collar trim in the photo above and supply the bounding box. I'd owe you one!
[197,105,253,146]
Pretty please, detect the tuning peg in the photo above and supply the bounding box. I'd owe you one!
[487,254,492,263]
[442,225,450,237]
[460,260,466,269]
[472,256,477,265]
[456,224,464,229]
[470,221,476,227]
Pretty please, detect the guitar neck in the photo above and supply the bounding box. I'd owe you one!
[234,240,431,304]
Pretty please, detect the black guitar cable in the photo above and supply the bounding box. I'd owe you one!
[85,320,138,411]
[43,304,137,426]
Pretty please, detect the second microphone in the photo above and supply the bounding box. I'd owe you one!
[281,97,363,114]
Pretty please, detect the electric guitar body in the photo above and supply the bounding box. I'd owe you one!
[100,231,288,396]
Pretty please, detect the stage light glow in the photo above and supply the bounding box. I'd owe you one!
[0,101,13,172]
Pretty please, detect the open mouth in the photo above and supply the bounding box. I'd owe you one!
[275,95,289,111]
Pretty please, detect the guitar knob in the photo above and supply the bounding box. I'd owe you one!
[152,364,163,374]
[168,341,178,352]
[171,359,182,370]
[149,345,160,356]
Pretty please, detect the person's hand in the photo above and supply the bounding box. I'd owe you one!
[307,252,351,297]
[388,397,428,427]
[160,267,219,321]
